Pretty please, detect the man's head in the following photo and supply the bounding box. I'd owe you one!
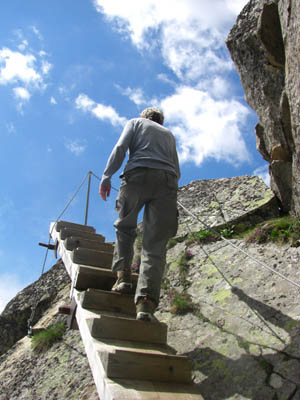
[140,107,164,125]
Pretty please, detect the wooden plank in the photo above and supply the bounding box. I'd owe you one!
[64,236,113,253]
[96,339,176,356]
[60,227,105,242]
[88,315,168,345]
[100,349,192,383]
[54,220,96,233]
[75,266,138,292]
[72,247,113,269]
[75,266,116,291]
[108,379,204,399]
[81,289,136,315]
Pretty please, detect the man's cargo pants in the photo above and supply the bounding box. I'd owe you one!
[112,167,178,306]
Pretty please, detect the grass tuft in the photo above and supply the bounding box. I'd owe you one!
[31,322,66,353]
[244,216,300,246]
[168,289,195,314]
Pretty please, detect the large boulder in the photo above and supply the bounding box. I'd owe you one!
[226,0,300,214]
[177,175,279,236]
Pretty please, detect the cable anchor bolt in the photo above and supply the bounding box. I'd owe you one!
[38,239,59,258]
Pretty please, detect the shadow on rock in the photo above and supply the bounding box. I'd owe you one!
[185,288,300,400]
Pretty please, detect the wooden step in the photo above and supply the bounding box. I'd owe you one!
[107,380,204,399]
[54,220,96,233]
[81,289,136,315]
[100,349,192,383]
[64,236,113,253]
[71,247,113,269]
[74,266,138,291]
[60,227,105,242]
[88,315,167,344]
[75,266,115,291]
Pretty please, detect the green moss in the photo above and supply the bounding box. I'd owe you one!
[231,277,243,285]
[237,337,251,353]
[212,359,226,370]
[169,261,179,271]
[202,263,218,276]
[211,359,231,380]
[258,358,274,377]
[201,277,219,286]
[208,201,219,209]
[284,320,300,332]
[213,289,231,304]
[235,222,252,234]
[167,238,178,249]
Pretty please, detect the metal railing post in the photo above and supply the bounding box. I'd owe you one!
[84,171,92,225]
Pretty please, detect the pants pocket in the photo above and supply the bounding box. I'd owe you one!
[125,169,146,185]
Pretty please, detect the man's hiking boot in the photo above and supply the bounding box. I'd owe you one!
[111,270,132,294]
[136,297,156,321]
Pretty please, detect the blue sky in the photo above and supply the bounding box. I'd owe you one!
[0,0,269,312]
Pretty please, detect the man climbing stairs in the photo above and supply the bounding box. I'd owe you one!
[50,220,204,399]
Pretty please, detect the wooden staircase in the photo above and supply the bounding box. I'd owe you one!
[50,220,204,400]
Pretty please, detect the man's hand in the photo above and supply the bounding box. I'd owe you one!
[99,183,111,201]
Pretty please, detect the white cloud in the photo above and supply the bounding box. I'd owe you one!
[13,86,31,101]
[75,93,127,127]
[18,40,28,51]
[75,93,95,111]
[160,86,251,166]
[157,73,176,87]
[31,25,43,41]
[65,139,87,156]
[118,86,147,106]
[93,1,252,167]
[13,87,32,114]
[93,0,248,82]
[0,48,41,86]
[253,165,270,186]
[210,77,231,99]
[41,60,52,75]
[0,29,52,108]
[0,273,24,313]
[50,96,57,104]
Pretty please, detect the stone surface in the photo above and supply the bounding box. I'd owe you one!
[1,176,300,399]
[226,0,300,215]
[0,279,98,399]
[0,260,70,357]
[157,236,300,399]
[177,175,279,236]
[0,329,98,400]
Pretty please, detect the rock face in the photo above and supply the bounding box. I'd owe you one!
[177,175,279,236]
[0,284,98,400]
[0,260,70,357]
[1,176,300,399]
[226,0,300,215]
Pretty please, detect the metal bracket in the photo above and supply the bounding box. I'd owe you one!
[58,297,78,330]
[39,239,59,258]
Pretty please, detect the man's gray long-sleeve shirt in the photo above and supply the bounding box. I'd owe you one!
[101,118,180,186]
